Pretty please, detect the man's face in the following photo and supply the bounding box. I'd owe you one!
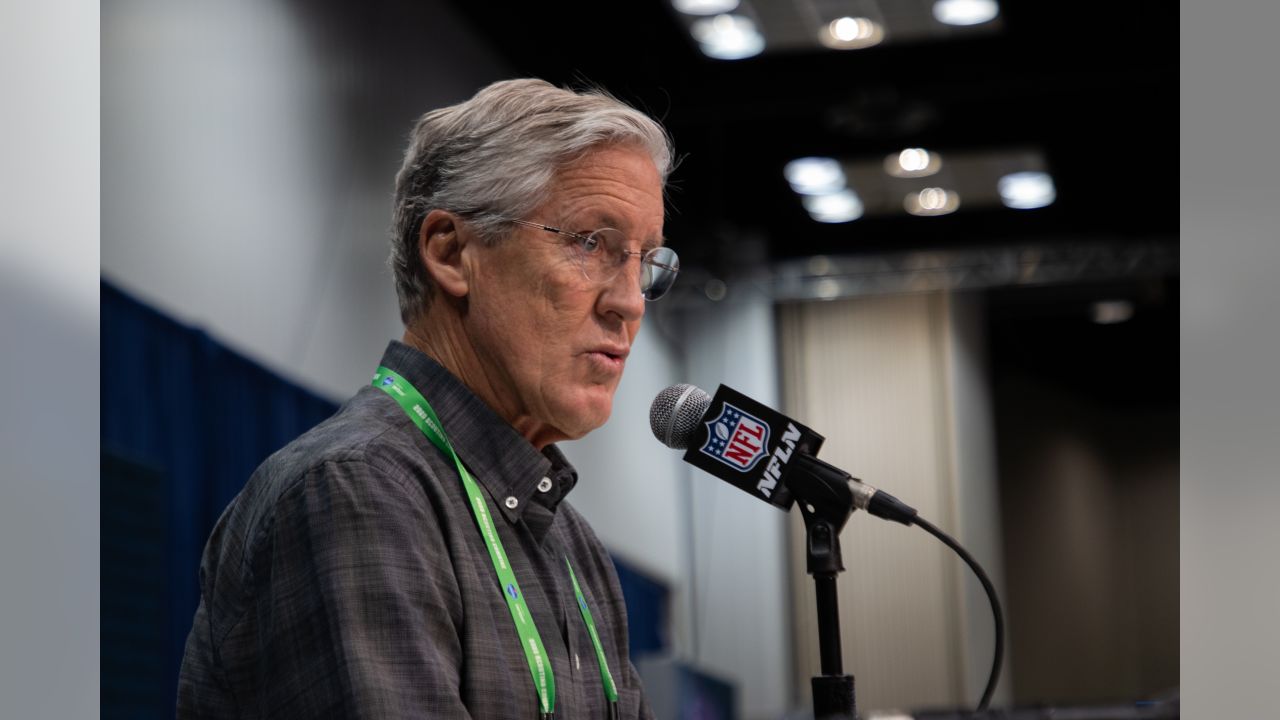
[462,144,664,444]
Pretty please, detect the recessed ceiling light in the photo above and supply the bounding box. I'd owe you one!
[933,0,1000,26]
[905,187,960,216]
[1092,300,1134,324]
[784,157,847,195]
[803,190,864,223]
[998,171,1056,209]
[819,16,884,50]
[704,278,728,301]
[815,278,842,300]
[807,255,834,275]
[691,14,765,60]
[672,0,740,16]
[885,148,943,177]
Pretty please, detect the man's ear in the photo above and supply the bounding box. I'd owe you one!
[419,209,471,299]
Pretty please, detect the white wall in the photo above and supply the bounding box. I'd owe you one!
[102,0,510,400]
[681,282,795,720]
[1,2,101,715]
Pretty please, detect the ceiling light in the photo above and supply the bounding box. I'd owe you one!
[1092,300,1134,324]
[672,0,740,15]
[885,148,943,177]
[704,278,728,301]
[803,190,864,223]
[784,157,846,195]
[807,255,834,275]
[815,278,842,300]
[691,14,765,60]
[905,187,960,216]
[998,171,1056,209]
[820,17,885,50]
[933,0,1000,26]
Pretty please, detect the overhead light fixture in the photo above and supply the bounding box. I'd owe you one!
[814,278,842,300]
[803,190,864,223]
[672,0,740,15]
[905,187,960,216]
[704,278,728,301]
[998,171,1056,209]
[1092,300,1134,324]
[933,0,1000,26]
[819,16,884,50]
[885,148,943,177]
[784,157,846,195]
[690,14,765,60]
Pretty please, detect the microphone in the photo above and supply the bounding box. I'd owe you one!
[651,383,1005,714]
[649,383,917,524]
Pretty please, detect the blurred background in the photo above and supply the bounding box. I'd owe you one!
[100,1,1177,718]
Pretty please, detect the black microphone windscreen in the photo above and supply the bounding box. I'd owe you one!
[649,384,711,450]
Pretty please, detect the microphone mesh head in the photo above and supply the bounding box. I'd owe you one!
[649,383,711,450]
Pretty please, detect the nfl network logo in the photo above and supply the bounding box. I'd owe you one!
[700,403,771,472]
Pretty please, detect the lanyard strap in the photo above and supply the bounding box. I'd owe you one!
[566,558,620,711]
[373,366,618,717]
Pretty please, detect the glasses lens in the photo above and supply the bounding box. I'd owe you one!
[572,228,679,301]
[575,228,625,281]
[641,247,680,301]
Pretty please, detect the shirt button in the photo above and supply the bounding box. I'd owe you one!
[504,496,518,509]
[537,476,553,493]
[574,653,581,671]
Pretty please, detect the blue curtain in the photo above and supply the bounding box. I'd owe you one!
[101,280,669,717]
[101,281,339,718]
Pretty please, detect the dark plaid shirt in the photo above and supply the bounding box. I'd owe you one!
[178,341,653,719]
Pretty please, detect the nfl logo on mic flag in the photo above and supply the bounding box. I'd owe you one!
[683,384,825,510]
[700,403,770,472]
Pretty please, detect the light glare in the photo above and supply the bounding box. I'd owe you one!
[998,171,1056,209]
[1092,300,1134,324]
[885,148,942,177]
[821,16,884,49]
[672,0,740,15]
[933,0,1000,26]
[905,187,960,216]
[803,190,864,223]
[691,14,765,60]
[785,157,847,195]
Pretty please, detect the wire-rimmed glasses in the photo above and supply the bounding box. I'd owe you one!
[506,219,680,301]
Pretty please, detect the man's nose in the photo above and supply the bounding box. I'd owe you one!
[597,259,646,321]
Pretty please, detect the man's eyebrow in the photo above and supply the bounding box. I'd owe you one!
[587,212,666,249]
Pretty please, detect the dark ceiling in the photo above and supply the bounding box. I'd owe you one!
[446,0,1177,274]
[443,0,1178,408]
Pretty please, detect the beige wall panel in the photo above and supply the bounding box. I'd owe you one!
[781,294,966,712]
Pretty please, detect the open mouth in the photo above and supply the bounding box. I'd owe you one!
[587,349,627,369]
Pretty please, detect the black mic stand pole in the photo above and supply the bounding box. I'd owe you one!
[786,451,868,720]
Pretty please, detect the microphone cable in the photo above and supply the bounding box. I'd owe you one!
[913,514,1005,712]
[857,488,1004,711]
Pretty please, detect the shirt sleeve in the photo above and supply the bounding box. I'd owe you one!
[256,457,472,719]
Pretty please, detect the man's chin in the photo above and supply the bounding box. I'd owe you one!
[556,393,614,439]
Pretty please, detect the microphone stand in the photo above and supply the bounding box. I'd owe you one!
[785,451,867,720]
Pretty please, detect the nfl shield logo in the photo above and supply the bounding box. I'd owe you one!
[700,402,771,472]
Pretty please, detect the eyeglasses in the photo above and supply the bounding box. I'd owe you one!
[506,218,680,301]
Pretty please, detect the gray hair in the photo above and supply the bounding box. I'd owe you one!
[389,78,676,323]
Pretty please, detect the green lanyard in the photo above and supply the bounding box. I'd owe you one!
[373,366,619,719]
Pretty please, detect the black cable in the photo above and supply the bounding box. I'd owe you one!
[911,514,1005,713]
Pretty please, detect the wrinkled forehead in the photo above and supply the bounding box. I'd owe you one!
[541,146,666,243]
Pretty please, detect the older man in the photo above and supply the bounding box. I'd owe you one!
[178,79,678,719]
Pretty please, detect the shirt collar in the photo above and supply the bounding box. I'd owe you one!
[377,341,579,528]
